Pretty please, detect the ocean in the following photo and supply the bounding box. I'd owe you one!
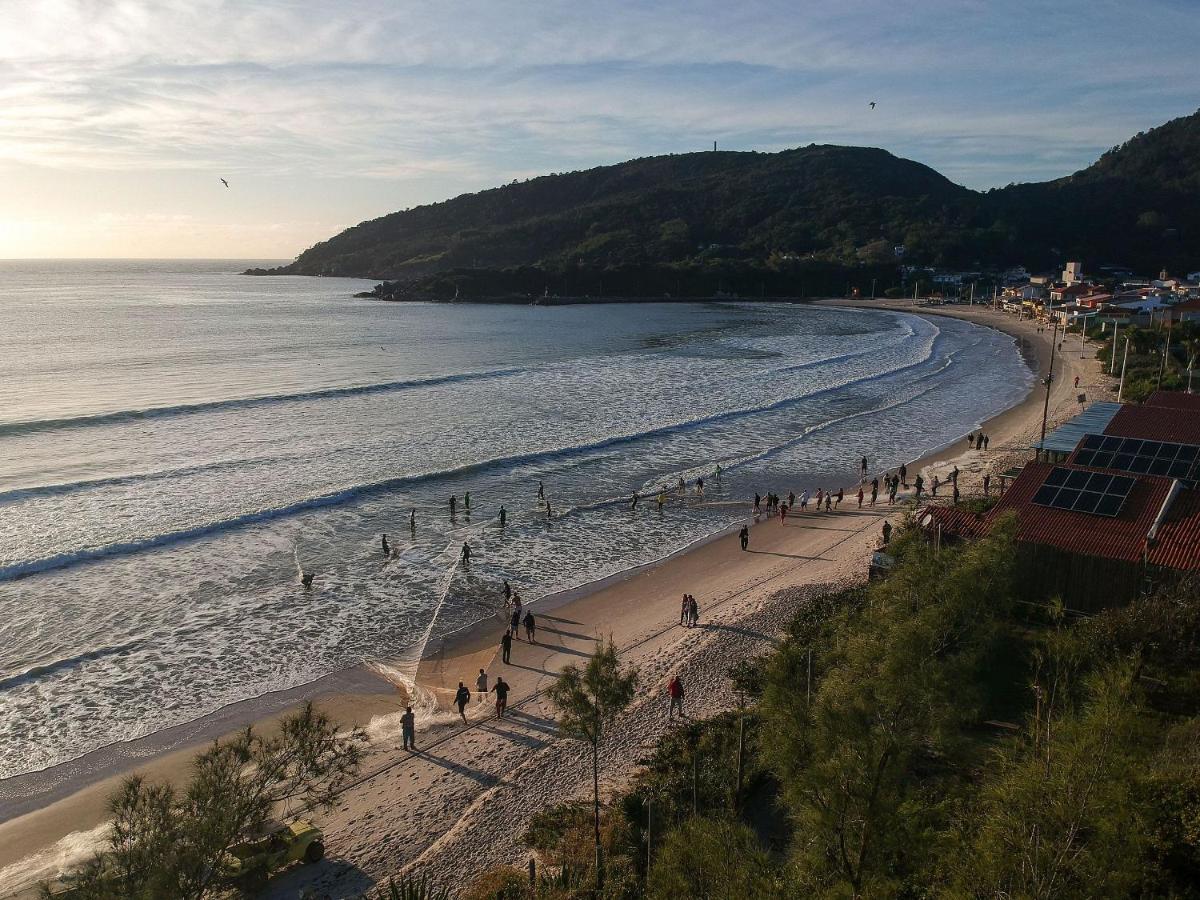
[0,259,1031,781]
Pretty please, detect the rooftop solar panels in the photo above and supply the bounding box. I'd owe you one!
[1074,434,1200,483]
[1031,466,1136,517]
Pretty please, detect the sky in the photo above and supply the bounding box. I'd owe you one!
[2,0,1198,259]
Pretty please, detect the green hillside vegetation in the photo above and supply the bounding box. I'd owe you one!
[462,519,1200,899]
[250,110,1200,296]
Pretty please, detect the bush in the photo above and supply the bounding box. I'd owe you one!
[647,818,778,899]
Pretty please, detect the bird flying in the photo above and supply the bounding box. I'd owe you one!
[220,178,229,188]
[869,101,876,109]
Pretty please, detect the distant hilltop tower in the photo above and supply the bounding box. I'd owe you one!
[713,141,717,151]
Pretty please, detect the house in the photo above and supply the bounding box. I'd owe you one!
[924,392,1200,610]
[1062,261,1084,284]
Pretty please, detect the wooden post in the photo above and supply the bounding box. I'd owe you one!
[1117,336,1131,403]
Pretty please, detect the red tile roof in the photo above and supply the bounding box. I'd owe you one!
[1143,390,1200,412]
[1148,489,1200,571]
[1104,399,1200,444]
[916,504,991,539]
[989,461,1171,564]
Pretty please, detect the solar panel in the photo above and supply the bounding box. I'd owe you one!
[1072,435,1200,486]
[1031,466,1136,517]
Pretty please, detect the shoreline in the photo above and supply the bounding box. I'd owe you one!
[0,301,1085,895]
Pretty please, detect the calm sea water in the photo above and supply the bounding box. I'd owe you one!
[0,260,1031,779]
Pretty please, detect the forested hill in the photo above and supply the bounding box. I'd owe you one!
[252,109,1200,286]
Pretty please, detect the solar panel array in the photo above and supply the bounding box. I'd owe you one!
[1031,466,1136,517]
[1074,434,1200,483]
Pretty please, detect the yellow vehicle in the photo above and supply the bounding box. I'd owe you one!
[225,820,325,887]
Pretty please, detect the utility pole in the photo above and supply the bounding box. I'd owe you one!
[1117,336,1131,402]
[1158,323,1173,390]
[1039,320,1059,454]
[1110,322,1120,375]
[870,277,876,299]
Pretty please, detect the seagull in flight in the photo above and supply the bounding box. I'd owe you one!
[869,101,876,110]
[220,178,229,188]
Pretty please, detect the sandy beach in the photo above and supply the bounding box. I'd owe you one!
[0,301,1111,898]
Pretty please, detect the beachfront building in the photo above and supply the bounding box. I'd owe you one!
[920,391,1200,611]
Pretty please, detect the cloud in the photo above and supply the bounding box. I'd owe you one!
[0,0,1197,255]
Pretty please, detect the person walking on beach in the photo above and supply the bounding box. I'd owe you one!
[861,456,868,478]
[476,668,489,700]
[503,579,512,604]
[381,534,390,557]
[523,611,536,643]
[815,488,824,510]
[983,473,991,495]
[739,524,749,551]
[491,677,510,718]
[953,482,961,505]
[967,433,975,449]
[680,594,689,626]
[800,489,809,511]
[835,488,843,508]
[509,607,521,639]
[870,478,879,506]
[932,474,940,497]
[500,630,512,664]
[668,675,685,719]
[951,465,960,486]
[401,706,416,751]
[788,491,795,508]
[499,505,506,527]
[882,521,892,545]
[983,434,990,450]
[461,542,471,565]
[455,682,471,722]
[915,474,924,499]
[899,464,908,487]
[1074,374,1080,389]
[754,493,761,515]
[687,595,699,627]
[780,502,788,524]
[857,486,864,508]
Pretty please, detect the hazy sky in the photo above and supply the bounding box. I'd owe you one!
[3,0,1198,259]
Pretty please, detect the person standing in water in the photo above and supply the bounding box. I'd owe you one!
[464,492,471,511]
[449,495,457,516]
[461,543,471,565]
[454,682,471,723]
[499,505,507,527]
[410,508,416,532]
[631,492,639,509]
[538,481,545,501]
[503,579,512,604]
[381,534,390,557]
[861,456,868,478]
[739,524,749,551]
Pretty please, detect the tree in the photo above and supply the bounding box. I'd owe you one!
[648,817,778,899]
[545,639,639,889]
[48,703,365,899]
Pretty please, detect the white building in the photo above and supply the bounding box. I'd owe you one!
[1062,261,1084,285]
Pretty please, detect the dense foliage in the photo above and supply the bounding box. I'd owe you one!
[252,110,1200,289]
[463,519,1200,899]
[45,703,364,900]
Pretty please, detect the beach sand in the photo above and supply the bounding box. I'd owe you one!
[0,301,1111,898]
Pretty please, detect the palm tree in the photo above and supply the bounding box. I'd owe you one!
[545,639,639,890]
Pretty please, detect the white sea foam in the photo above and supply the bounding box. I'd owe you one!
[0,268,1032,781]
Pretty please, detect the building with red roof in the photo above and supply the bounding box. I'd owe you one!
[920,391,1200,610]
